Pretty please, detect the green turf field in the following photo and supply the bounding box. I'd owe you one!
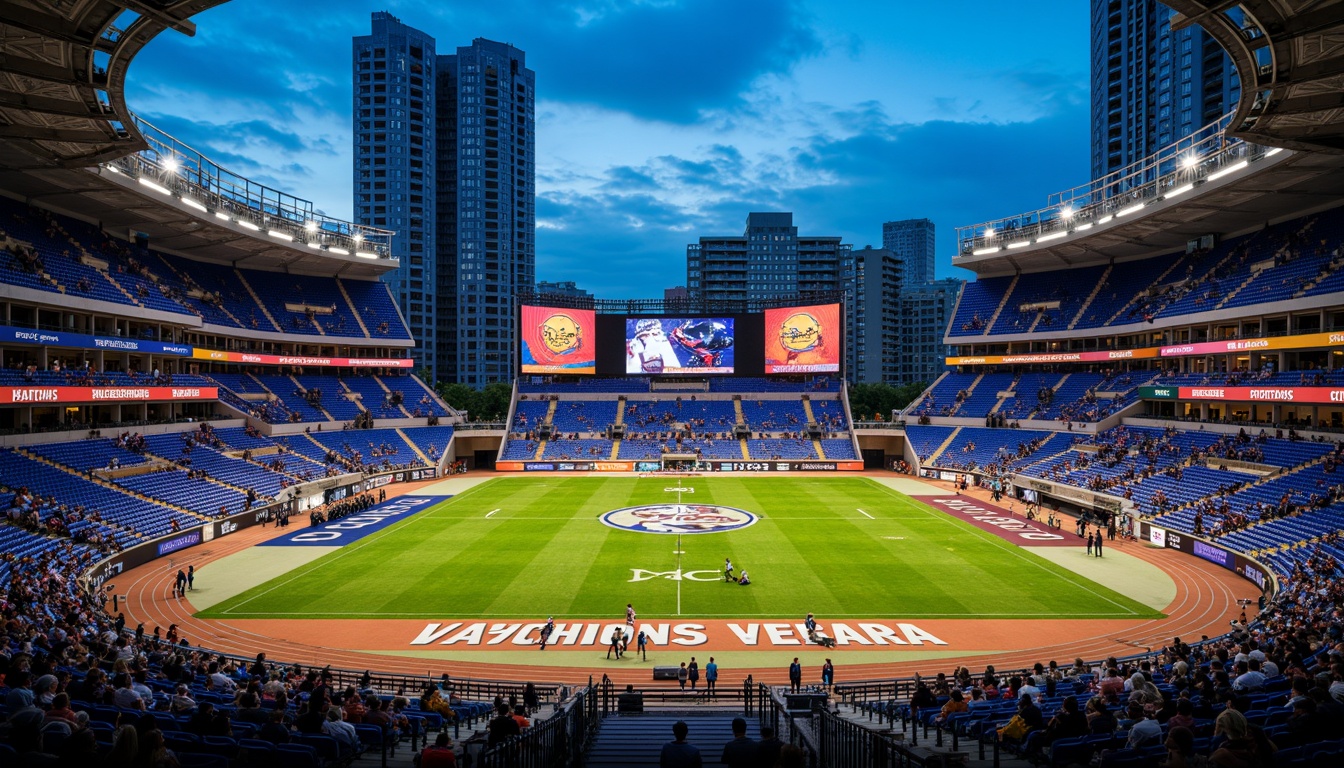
[199,477,1163,620]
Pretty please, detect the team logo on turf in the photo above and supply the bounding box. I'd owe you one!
[600,504,758,534]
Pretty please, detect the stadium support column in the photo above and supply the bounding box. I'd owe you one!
[1200,403,1210,421]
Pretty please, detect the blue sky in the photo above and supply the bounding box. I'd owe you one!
[126,0,1090,298]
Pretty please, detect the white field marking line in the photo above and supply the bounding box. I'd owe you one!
[857,509,875,519]
[220,491,480,614]
[486,509,499,518]
[866,482,1141,616]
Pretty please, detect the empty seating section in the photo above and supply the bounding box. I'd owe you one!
[271,435,332,465]
[1072,261,1171,329]
[542,438,613,459]
[623,399,737,434]
[378,374,450,416]
[997,373,1063,420]
[517,378,650,394]
[252,375,329,422]
[0,450,193,537]
[811,399,849,429]
[947,275,1010,336]
[308,429,419,469]
[930,427,1057,472]
[955,373,1016,419]
[819,438,857,459]
[342,277,413,339]
[616,439,666,460]
[512,401,550,431]
[399,425,455,460]
[910,373,977,417]
[166,258,279,331]
[211,427,277,451]
[142,434,291,498]
[748,438,818,459]
[551,401,616,433]
[500,439,539,460]
[342,375,403,418]
[901,425,956,462]
[26,438,147,472]
[739,399,809,431]
[990,266,1105,335]
[709,377,841,392]
[255,273,362,337]
[116,469,248,517]
[291,375,363,420]
[1031,372,1103,420]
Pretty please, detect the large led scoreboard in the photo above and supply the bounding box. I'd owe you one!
[519,303,843,377]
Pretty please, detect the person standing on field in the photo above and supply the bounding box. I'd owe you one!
[788,658,802,693]
[688,658,700,690]
[705,658,718,696]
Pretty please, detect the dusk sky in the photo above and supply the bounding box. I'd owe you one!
[125,0,1090,298]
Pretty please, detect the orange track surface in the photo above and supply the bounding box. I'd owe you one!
[118,475,1259,686]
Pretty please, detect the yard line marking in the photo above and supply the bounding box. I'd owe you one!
[486,509,499,518]
[857,508,875,519]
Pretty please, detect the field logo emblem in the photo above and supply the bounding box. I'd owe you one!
[601,503,757,534]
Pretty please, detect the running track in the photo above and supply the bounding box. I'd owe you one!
[118,475,1258,687]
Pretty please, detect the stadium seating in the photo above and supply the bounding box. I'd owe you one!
[342,278,413,339]
[378,374,451,417]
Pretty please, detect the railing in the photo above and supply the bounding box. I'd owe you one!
[100,114,394,260]
[478,684,598,768]
[956,111,1285,257]
[752,684,821,767]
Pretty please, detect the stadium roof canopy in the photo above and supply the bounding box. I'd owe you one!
[0,0,396,279]
[1168,0,1344,154]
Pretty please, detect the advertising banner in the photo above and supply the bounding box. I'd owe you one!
[519,305,596,374]
[1140,385,1344,404]
[1139,522,1275,595]
[948,330,1344,367]
[0,386,218,404]
[2,325,191,356]
[626,318,735,374]
[946,348,1158,365]
[191,349,414,368]
[764,303,842,373]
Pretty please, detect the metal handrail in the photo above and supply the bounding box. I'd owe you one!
[955,111,1283,257]
[100,114,395,259]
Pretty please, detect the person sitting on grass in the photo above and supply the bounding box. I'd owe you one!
[737,570,750,585]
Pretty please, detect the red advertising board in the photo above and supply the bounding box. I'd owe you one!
[1175,386,1344,404]
[1,386,219,404]
[192,349,414,368]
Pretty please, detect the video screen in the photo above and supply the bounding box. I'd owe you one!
[625,317,735,375]
[520,305,596,374]
[764,303,842,373]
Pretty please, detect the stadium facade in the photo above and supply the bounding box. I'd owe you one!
[354,14,536,386]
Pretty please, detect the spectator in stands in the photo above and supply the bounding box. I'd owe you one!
[415,732,458,767]
[659,720,701,768]
[720,717,759,768]
[487,703,521,747]
[322,707,360,756]
[259,710,292,745]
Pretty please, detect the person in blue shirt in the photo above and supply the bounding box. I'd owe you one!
[705,658,718,696]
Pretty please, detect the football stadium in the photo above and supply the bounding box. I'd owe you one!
[2,1,1344,767]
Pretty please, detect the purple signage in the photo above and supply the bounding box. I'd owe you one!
[156,530,202,557]
[1193,540,1230,567]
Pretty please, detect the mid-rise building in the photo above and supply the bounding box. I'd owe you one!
[882,218,935,287]
[1090,0,1239,181]
[686,212,850,303]
[536,280,593,305]
[900,278,962,385]
[354,14,535,386]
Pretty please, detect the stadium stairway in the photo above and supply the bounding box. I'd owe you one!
[586,712,764,767]
[288,374,336,422]
[981,273,1020,335]
[97,265,143,307]
[615,396,627,426]
[1103,255,1187,326]
[395,428,433,466]
[800,395,817,424]
[739,437,750,460]
[233,269,284,332]
[1066,264,1112,330]
[1214,265,1267,310]
[366,376,413,418]
[336,279,372,337]
[733,396,746,427]
[950,374,984,417]
[902,371,949,416]
[924,427,963,467]
[610,437,621,460]
[814,438,827,459]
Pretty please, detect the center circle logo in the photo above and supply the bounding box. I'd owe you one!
[600,504,758,535]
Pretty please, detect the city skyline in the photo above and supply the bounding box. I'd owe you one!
[125,0,1091,298]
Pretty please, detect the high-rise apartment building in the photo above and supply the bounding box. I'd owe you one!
[686,212,850,303]
[355,14,535,386]
[903,278,962,385]
[846,247,902,384]
[882,218,935,287]
[1090,0,1239,181]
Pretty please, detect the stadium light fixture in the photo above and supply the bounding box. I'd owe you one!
[105,165,120,174]
[267,229,293,241]
[1265,148,1283,157]
[356,251,379,259]
[1036,231,1067,243]
[306,242,322,250]
[1207,160,1248,181]
[137,177,170,196]
[1060,206,1073,219]
[304,220,318,233]
[1097,215,1113,224]
[328,246,350,256]
[182,197,207,213]
[1116,202,1145,217]
[162,156,179,173]
[971,247,999,256]
[238,220,260,231]
[984,227,996,239]
[1165,184,1194,200]
[1006,240,1031,249]
[214,211,230,221]
[1181,154,1198,169]
[1073,223,1093,232]
[352,233,364,244]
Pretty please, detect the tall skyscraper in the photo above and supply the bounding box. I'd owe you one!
[1090,0,1239,181]
[882,218,935,287]
[355,14,535,386]
[686,212,850,303]
[846,247,902,384]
